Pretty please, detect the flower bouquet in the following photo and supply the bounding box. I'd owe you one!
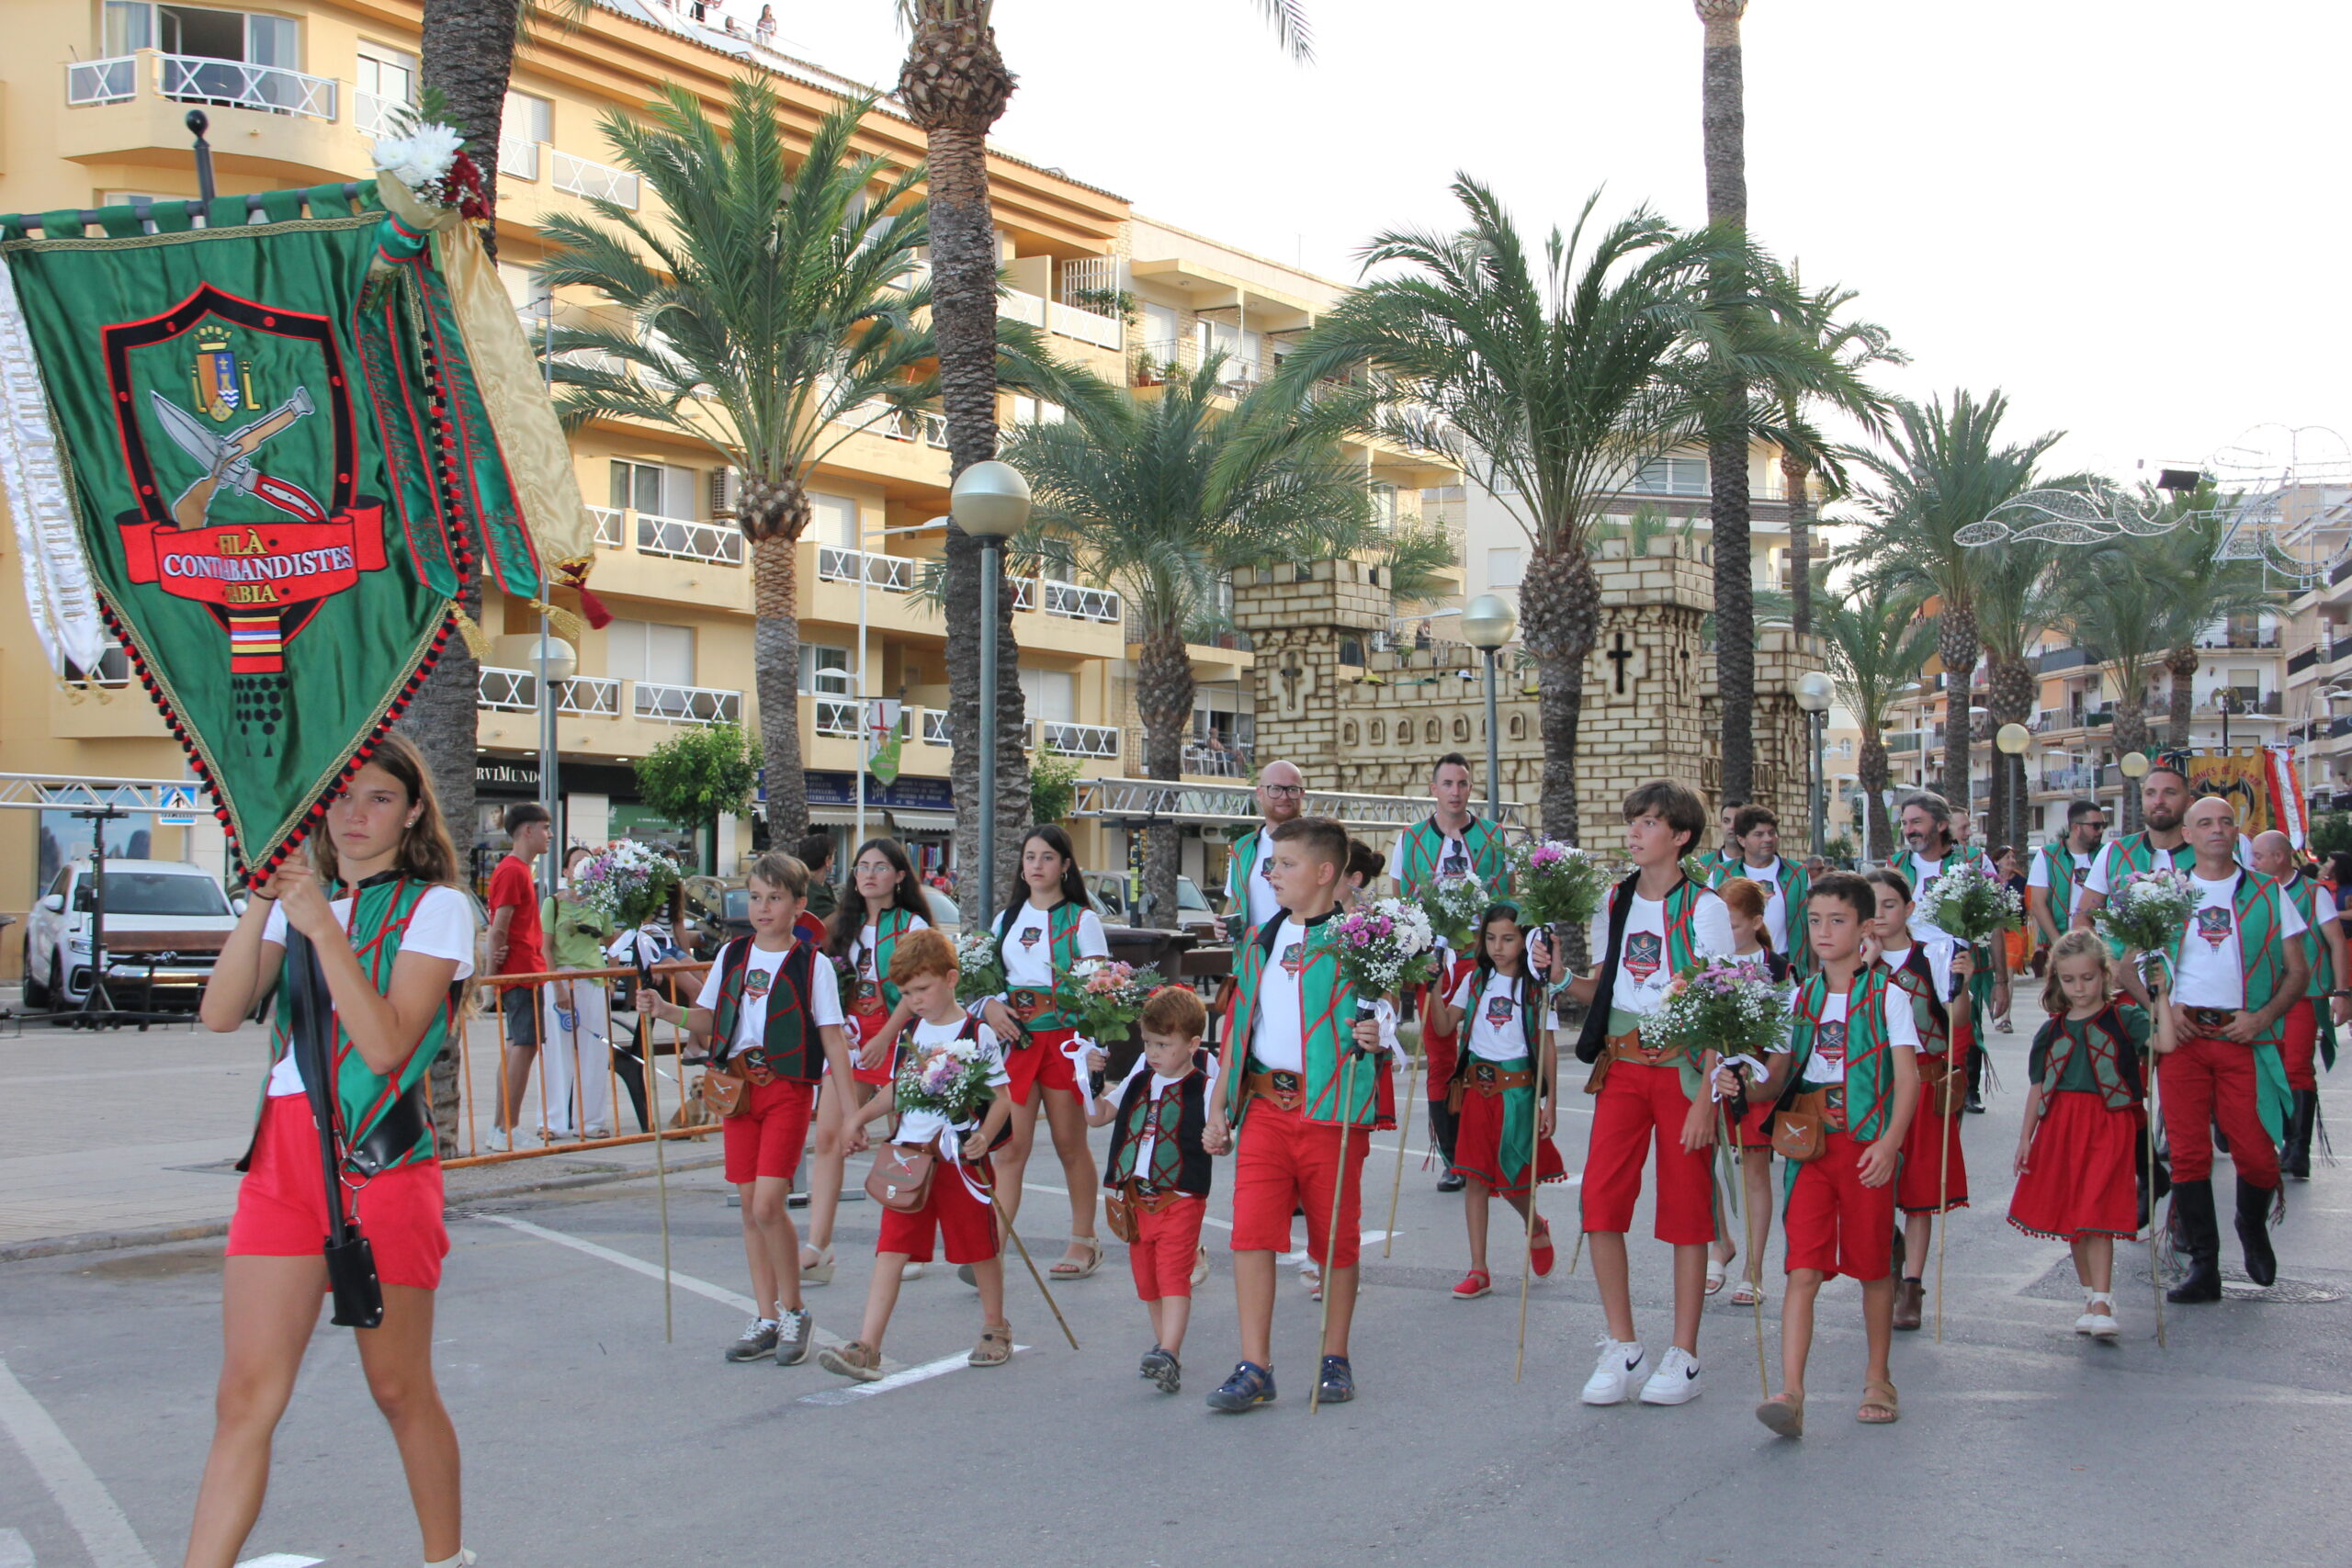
[2094,866,2199,978]
[369,120,488,218]
[895,1032,998,1123]
[1322,897,1440,1018]
[1646,957,1792,1065]
[1050,958,1165,1044]
[1508,840,1616,930]
[1915,861,2023,945]
[1418,873,1489,953]
[954,929,1007,1007]
[571,840,679,929]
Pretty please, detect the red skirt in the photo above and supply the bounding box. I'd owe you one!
[1897,1102,1969,1216]
[2007,1090,2141,1242]
[848,993,898,1087]
[1451,1073,1566,1198]
[1735,1095,1776,1152]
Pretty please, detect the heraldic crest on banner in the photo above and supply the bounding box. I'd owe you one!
[1,152,601,885]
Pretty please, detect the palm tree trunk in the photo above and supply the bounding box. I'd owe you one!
[1936,606,1977,821]
[2115,698,2151,835]
[395,581,477,1146]
[420,0,517,254]
[1697,0,1752,808]
[1781,448,1812,637]
[1136,628,1193,929]
[1986,651,2035,852]
[1520,541,1597,847]
[2165,646,2199,747]
[1859,726,1892,858]
[752,531,808,850]
[900,13,1029,898]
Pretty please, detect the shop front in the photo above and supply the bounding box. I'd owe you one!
[472,756,688,888]
[797,772,957,887]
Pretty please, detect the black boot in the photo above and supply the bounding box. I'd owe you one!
[2282,1091,2315,1181]
[2234,1176,2278,1288]
[2165,1180,2223,1303]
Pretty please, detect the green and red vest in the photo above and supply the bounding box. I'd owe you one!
[1707,854,1814,976]
[2168,872,2290,1047]
[1221,910,1378,1129]
[1787,965,1899,1142]
[1882,945,1952,1063]
[848,906,923,1017]
[2277,872,2335,1000]
[996,900,1090,1029]
[1393,814,1510,899]
[2036,840,2092,924]
[1226,824,1274,935]
[2034,1004,2148,1111]
[261,875,457,1171]
[2104,831,2196,883]
[710,935,822,1082]
[1576,874,1713,1064]
[1103,1053,1213,1197]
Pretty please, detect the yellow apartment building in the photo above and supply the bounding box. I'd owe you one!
[0,0,1463,964]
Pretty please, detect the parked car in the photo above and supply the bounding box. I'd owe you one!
[1083,871,1219,940]
[22,859,239,1010]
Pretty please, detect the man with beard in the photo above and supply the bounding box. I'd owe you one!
[1897,792,2010,1113]
[1225,760,1306,946]
[2119,796,2305,1301]
[2250,829,2346,1180]
[2073,765,2199,931]
[2028,800,2108,955]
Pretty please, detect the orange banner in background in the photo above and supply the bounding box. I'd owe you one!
[2183,751,2273,835]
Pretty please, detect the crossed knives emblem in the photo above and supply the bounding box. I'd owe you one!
[148,386,323,528]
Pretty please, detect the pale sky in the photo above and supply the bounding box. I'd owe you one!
[759,0,2347,491]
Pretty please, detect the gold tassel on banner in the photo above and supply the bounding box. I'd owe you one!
[530,597,587,647]
[450,602,493,660]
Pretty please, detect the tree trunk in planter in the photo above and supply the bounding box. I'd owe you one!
[1782,449,1814,636]
[2165,646,2199,747]
[747,481,811,848]
[1520,541,1600,976]
[1935,607,1978,822]
[1136,627,1194,929]
[900,11,1030,902]
[1859,728,1893,858]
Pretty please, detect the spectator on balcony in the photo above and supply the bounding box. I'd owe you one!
[485,803,551,1153]
[540,846,618,1141]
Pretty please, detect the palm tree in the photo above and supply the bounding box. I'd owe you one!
[536,84,938,843]
[1266,181,1838,841]
[1816,575,1938,859]
[895,0,1309,890]
[2152,491,2278,745]
[2055,535,2177,834]
[1968,537,2062,853]
[1773,281,1903,636]
[1844,389,2062,827]
[1004,354,1438,919]
[1694,0,1755,806]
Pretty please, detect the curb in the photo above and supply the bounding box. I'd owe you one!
[0,1153,730,1265]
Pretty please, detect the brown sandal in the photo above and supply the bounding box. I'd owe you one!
[1858,1379,1900,1424]
[1755,1390,1805,1438]
[818,1340,883,1382]
[968,1321,1013,1367]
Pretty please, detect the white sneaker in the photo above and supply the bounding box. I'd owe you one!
[900,1261,927,1280]
[1581,1338,1648,1404]
[2083,1295,2120,1341]
[1638,1346,1703,1405]
[483,1127,513,1154]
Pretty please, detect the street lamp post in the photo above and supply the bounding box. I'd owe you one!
[1460,594,1517,825]
[950,461,1031,934]
[1795,671,1833,857]
[1996,721,2031,852]
[2212,687,2236,752]
[852,517,952,849]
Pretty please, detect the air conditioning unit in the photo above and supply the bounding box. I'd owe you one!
[709,467,741,517]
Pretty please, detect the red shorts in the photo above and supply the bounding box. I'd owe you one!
[1735,1095,1777,1152]
[849,997,898,1087]
[723,1077,815,1185]
[1229,1098,1374,1269]
[874,1155,998,1265]
[1126,1192,1208,1301]
[1783,1128,1897,1282]
[1003,1025,1082,1108]
[2008,1091,2142,1242]
[1896,1096,1969,1215]
[2281,999,2319,1092]
[1579,1059,1715,1244]
[227,1094,450,1291]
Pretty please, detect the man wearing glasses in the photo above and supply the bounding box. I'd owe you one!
[1225,760,1307,945]
[2028,799,2107,955]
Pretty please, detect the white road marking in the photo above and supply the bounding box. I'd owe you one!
[0,1528,33,1568]
[236,1555,326,1567]
[0,1358,157,1568]
[798,1347,1030,1406]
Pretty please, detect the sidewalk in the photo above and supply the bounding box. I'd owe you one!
[0,992,720,1256]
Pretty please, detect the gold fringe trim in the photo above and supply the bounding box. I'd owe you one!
[451,603,494,660]
[528,598,587,646]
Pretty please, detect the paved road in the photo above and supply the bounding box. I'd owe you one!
[1,992,2346,1567]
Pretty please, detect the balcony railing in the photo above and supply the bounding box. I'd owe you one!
[498,138,541,181]
[69,52,336,119]
[1035,721,1120,759]
[355,90,405,138]
[590,506,625,549]
[1041,579,1122,623]
[637,513,741,566]
[1047,299,1122,349]
[813,696,862,738]
[552,151,640,209]
[922,709,950,746]
[998,289,1048,329]
[1011,577,1036,613]
[818,545,914,593]
[477,669,623,716]
[635,682,741,725]
[1183,738,1252,777]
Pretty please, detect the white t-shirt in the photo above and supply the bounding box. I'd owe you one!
[1725,855,1792,953]
[894,1014,1012,1146]
[997,902,1110,989]
[1903,848,1995,949]
[2083,834,2252,897]
[262,886,478,1098]
[1249,913,1329,1072]
[1800,982,1923,1086]
[2173,871,2306,1010]
[1448,967,1538,1063]
[1106,1051,1222,1174]
[1386,823,1475,889]
[1232,828,1283,933]
[853,913,931,992]
[1587,887,1736,1019]
[2025,844,2098,921]
[1878,940,1958,1006]
[692,940,845,1053]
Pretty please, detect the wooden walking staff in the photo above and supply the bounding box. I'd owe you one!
[1717,1096,1769,1400]
[1935,1057,1953,1344]
[2141,953,2167,1348]
[991,1186,1080,1350]
[1514,1038,1554,1384]
[1308,1049,1363,1416]
[650,968,677,1343]
[1383,1025,1423,1259]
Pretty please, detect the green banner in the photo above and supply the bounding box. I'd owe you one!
[1,190,483,881]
